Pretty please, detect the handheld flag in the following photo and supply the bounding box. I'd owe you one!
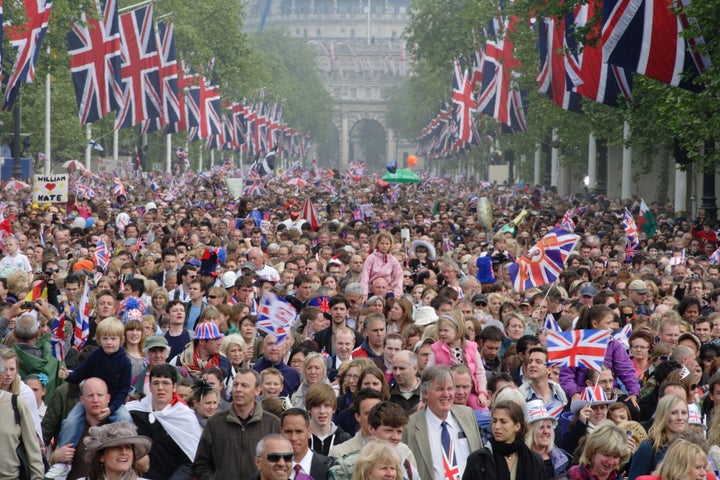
[638,199,656,237]
[50,312,66,361]
[301,197,319,231]
[73,279,92,349]
[507,228,580,291]
[546,329,610,371]
[256,292,297,344]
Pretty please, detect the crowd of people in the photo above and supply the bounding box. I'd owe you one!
[1,166,720,480]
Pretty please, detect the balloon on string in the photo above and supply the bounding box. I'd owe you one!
[407,155,418,167]
[386,160,397,174]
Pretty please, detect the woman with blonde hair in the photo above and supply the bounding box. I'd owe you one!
[291,352,331,409]
[221,333,249,397]
[361,232,404,299]
[627,394,689,480]
[567,421,631,480]
[352,440,403,480]
[639,438,707,480]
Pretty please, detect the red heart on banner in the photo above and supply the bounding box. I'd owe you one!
[45,183,56,191]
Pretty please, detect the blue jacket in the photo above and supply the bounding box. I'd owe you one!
[253,356,301,397]
[67,346,131,413]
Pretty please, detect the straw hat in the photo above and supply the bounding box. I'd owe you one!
[83,422,151,462]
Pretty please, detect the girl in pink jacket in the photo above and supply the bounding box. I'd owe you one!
[360,232,404,299]
[427,312,489,409]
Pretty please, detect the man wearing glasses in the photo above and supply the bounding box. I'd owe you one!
[194,369,281,479]
[128,364,202,480]
[254,435,295,480]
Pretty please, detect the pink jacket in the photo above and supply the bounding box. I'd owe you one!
[429,340,487,393]
[360,250,404,297]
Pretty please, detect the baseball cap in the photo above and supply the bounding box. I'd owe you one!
[580,284,599,297]
[413,337,434,353]
[628,279,648,294]
[143,336,170,352]
[471,293,488,306]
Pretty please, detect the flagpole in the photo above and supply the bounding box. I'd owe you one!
[44,70,51,175]
[113,129,119,167]
[166,133,172,173]
[85,125,92,171]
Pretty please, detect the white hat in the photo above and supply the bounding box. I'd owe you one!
[570,386,614,414]
[221,271,237,289]
[411,239,437,261]
[413,306,439,326]
[524,399,557,424]
[145,202,158,211]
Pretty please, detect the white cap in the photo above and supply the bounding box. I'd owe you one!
[221,271,237,289]
[145,202,158,211]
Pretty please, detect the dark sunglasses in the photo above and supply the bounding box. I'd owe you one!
[265,452,293,463]
[207,295,218,299]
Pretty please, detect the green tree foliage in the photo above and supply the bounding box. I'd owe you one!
[1,0,332,167]
[392,0,720,177]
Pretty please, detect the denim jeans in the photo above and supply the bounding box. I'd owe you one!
[57,403,133,449]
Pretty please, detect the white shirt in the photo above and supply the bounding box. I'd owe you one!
[424,408,471,480]
[255,263,280,282]
[292,449,313,479]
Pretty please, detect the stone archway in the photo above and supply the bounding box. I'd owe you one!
[348,119,386,168]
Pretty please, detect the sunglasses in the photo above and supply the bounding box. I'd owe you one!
[207,295,218,299]
[265,453,294,463]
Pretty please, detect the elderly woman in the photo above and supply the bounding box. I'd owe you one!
[80,422,152,480]
[352,440,403,480]
[463,400,546,480]
[291,352,331,409]
[221,333,249,398]
[567,421,631,480]
[524,400,572,480]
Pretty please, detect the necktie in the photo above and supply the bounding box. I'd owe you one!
[294,464,302,479]
[441,421,459,480]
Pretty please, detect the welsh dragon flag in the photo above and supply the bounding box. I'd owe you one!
[637,199,656,237]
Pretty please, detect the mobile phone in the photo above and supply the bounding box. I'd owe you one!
[401,228,410,243]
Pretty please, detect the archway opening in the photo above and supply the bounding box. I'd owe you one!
[349,119,386,169]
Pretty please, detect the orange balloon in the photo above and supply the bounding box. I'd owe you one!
[407,155,418,167]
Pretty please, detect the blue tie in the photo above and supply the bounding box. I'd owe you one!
[441,421,459,480]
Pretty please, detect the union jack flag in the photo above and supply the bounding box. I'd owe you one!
[115,4,162,129]
[74,279,92,349]
[602,0,710,91]
[546,329,611,371]
[50,312,66,361]
[613,323,633,351]
[256,292,297,344]
[451,57,476,146]
[570,0,633,106]
[94,237,110,271]
[544,313,562,332]
[2,0,53,111]
[709,247,720,265]
[536,14,583,113]
[507,228,580,291]
[243,179,267,196]
[477,13,527,132]
[559,209,576,232]
[72,183,96,198]
[623,208,639,262]
[141,20,179,133]
[112,176,126,196]
[66,0,124,124]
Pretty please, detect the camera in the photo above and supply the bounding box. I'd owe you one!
[22,301,36,310]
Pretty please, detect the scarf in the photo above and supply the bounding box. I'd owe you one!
[489,437,536,480]
[126,393,202,461]
[180,343,220,376]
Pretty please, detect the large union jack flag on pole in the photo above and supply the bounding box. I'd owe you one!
[546,329,611,370]
[477,13,527,132]
[67,0,124,124]
[115,4,162,129]
[507,228,580,291]
[451,57,476,147]
[536,14,583,113]
[2,0,53,111]
[141,20,179,133]
[602,0,710,91]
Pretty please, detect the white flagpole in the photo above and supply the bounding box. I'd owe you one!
[85,125,92,170]
[44,71,51,174]
[166,133,172,173]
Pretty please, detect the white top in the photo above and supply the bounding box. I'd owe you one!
[425,408,471,480]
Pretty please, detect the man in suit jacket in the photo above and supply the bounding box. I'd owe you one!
[151,247,178,288]
[402,365,483,480]
[280,408,334,480]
